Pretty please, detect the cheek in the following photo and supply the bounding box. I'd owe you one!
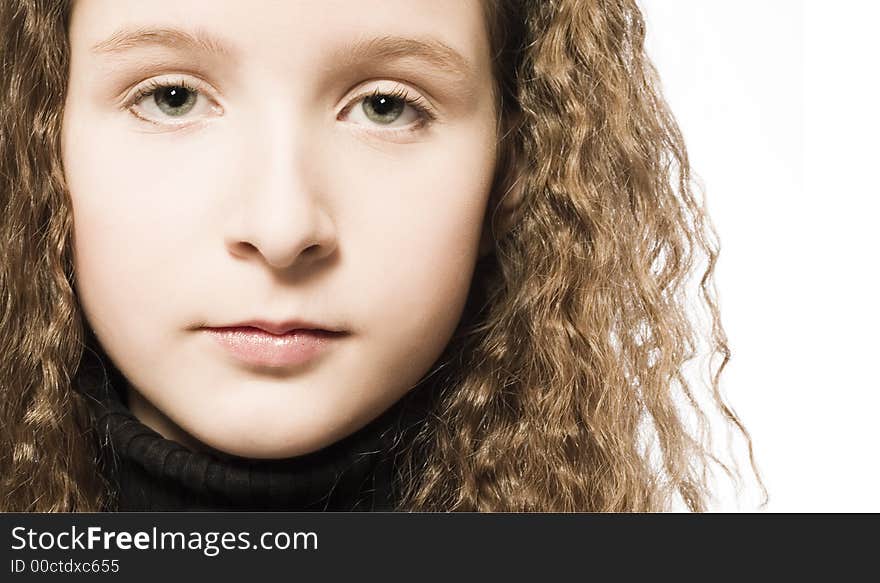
[336,128,496,375]
[62,114,230,355]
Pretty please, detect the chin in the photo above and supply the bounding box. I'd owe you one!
[191,425,349,460]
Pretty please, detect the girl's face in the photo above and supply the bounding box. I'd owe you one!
[62,0,497,458]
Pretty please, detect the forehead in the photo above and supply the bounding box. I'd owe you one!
[68,0,492,83]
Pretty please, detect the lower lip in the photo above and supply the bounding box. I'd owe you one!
[204,327,345,368]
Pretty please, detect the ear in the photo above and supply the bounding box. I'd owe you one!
[478,111,526,258]
[478,165,526,258]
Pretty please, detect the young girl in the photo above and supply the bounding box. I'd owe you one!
[0,0,765,511]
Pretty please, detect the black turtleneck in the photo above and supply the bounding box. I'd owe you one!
[75,345,428,512]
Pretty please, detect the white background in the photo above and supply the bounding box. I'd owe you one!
[639,1,879,511]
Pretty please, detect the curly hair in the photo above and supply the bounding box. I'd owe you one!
[0,0,766,511]
[0,0,106,510]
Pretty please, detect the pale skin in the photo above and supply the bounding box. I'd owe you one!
[62,0,505,458]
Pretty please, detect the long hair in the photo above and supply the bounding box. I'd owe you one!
[394,0,766,511]
[0,0,106,510]
[0,0,765,511]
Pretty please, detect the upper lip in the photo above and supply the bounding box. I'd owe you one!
[206,319,346,335]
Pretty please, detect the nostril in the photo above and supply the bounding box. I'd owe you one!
[303,244,321,255]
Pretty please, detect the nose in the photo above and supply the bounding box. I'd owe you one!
[225,117,337,271]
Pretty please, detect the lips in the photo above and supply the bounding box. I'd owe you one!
[222,319,346,335]
[203,323,348,368]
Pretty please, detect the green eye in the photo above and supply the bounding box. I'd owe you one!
[361,94,406,125]
[154,86,198,117]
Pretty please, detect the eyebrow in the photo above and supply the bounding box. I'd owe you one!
[91,27,473,79]
[91,26,236,58]
[332,35,474,80]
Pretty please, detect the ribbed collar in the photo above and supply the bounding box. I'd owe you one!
[75,345,415,512]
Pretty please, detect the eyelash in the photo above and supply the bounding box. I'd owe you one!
[124,77,437,134]
[340,86,437,134]
[125,77,208,124]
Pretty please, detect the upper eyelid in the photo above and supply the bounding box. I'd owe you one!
[124,74,220,108]
[342,85,433,116]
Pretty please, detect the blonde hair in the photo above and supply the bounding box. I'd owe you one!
[0,0,765,511]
